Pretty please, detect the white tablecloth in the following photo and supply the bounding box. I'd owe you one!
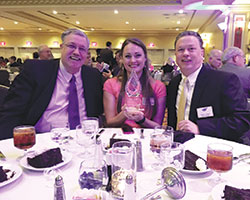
[0,128,250,200]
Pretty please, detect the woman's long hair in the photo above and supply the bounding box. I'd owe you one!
[117,38,157,119]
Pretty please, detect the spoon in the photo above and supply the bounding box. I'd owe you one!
[140,167,186,200]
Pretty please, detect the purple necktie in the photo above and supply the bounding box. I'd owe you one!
[68,75,80,129]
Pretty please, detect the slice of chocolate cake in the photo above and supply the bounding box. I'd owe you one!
[27,148,63,168]
[0,166,8,183]
[223,185,250,200]
[184,150,207,171]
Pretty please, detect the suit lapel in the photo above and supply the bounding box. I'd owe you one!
[189,64,210,121]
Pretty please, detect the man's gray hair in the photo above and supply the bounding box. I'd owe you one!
[38,44,48,53]
[61,28,89,48]
[222,46,243,64]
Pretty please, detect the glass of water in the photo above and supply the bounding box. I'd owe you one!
[50,122,70,150]
[160,142,185,171]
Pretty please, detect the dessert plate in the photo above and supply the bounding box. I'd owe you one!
[0,163,22,187]
[180,168,211,175]
[19,151,72,171]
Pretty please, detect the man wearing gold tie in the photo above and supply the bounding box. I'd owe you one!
[167,31,250,143]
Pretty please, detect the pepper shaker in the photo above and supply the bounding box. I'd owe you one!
[54,175,66,200]
[136,140,144,172]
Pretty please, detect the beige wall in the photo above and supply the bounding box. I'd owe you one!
[0,30,224,65]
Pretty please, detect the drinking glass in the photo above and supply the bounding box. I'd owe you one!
[78,158,107,190]
[43,168,62,188]
[13,125,36,157]
[82,117,99,136]
[50,122,70,150]
[150,126,173,170]
[160,142,185,171]
[207,143,233,184]
[111,141,135,199]
[76,124,96,158]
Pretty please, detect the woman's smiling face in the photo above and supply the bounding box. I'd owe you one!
[122,43,146,76]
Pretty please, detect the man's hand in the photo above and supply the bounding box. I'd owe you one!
[102,70,112,79]
[177,120,200,134]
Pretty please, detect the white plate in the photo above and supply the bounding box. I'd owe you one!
[180,168,211,175]
[211,183,249,200]
[0,163,22,187]
[19,151,72,171]
[72,188,110,200]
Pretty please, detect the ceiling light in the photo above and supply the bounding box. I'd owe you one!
[177,21,180,24]
[0,27,4,30]
[90,28,95,31]
[125,21,129,25]
[14,21,18,24]
[52,10,57,14]
[179,9,184,14]
[38,28,42,31]
[76,21,80,25]
[176,28,179,31]
[132,28,136,31]
[114,10,119,14]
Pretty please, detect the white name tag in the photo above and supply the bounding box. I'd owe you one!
[197,106,214,118]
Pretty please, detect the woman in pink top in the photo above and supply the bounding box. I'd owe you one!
[103,38,166,128]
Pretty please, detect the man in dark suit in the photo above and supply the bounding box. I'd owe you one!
[0,28,103,140]
[100,41,114,68]
[167,31,249,142]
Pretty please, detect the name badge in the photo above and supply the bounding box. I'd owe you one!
[197,106,214,118]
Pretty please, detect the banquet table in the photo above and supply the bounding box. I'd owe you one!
[0,128,250,200]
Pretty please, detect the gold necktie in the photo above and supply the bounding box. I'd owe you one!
[177,77,187,128]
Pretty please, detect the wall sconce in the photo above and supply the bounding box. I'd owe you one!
[148,43,155,48]
[0,41,6,46]
[26,41,32,46]
[91,42,97,47]
[248,21,250,29]
[217,22,227,32]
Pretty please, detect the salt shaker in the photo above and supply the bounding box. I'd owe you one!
[136,140,144,172]
[54,175,66,200]
[124,174,136,200]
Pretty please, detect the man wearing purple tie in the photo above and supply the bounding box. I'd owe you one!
[0,28,103,140]
[167,31,250,143]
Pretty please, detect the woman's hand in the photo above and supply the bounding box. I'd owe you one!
[124,106,144,122]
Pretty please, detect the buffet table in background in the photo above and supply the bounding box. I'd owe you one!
[0,128,250,200]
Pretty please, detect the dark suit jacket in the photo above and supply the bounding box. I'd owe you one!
[100,48,114,67]
[0,70,10,87]
[167,64,250,142]
[0,59,103,140]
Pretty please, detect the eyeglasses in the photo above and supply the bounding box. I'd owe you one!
[63,43,87,53]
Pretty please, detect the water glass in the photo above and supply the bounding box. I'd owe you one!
[78,159,106,190]
[160,142,185,171]
[50,122,70,147]
[76,124,96,158]
[111,141,135,199]
[43,168,62,188]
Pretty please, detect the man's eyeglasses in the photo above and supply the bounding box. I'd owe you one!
[64,43,87,53]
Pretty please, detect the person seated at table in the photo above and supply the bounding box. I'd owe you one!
[0,28,103,140]
[103,38,166,128]
[167,30,250,143]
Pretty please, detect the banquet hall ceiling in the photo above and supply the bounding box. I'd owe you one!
[0,0,249,34]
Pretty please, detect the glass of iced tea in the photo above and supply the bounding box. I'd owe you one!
[207,143,233,184]
[13,125,36,156]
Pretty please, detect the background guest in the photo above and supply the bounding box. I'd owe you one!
[207,49,223,69]
[38,44,53,60]
[220,46,250,98]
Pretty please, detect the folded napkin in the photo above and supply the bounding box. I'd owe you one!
[174,130,195,144]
